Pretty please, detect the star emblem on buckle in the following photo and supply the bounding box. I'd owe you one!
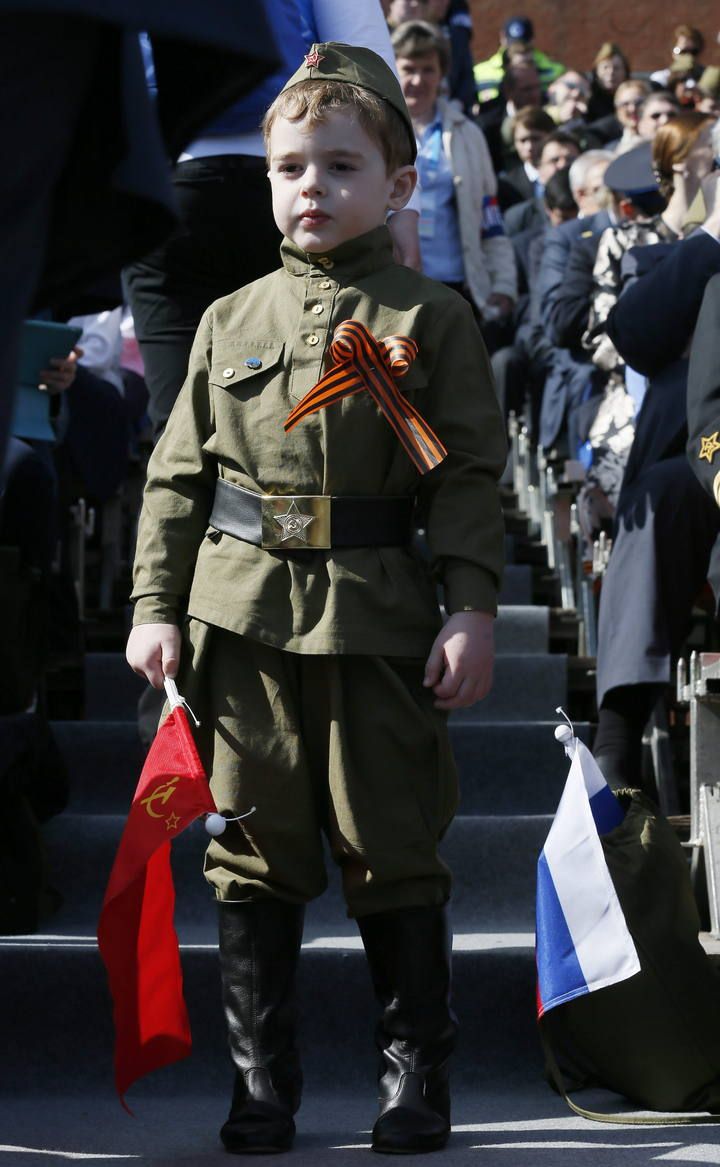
[700,432,720,463]
[274,500,315,542]
[304,49,325,68]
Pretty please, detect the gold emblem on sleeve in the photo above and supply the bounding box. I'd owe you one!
[699,432,720,464]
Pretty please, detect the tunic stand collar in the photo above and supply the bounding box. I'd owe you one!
[280,225,395,282]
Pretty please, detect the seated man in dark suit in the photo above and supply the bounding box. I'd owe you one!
[532,158,613,453]
[535,149,612,340]
[512,170,578,292]
[492,170,577,428]
[503,130,581,238]
[498,105,556,211]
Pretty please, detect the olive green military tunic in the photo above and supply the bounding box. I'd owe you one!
[131,224,506,913]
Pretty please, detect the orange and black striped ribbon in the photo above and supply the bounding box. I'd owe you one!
[284,319,447,475]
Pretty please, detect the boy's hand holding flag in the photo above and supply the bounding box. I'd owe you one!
[97,681,218,1109]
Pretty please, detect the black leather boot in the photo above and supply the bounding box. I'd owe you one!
[218,899,304,1154]
[358,905,457,1155]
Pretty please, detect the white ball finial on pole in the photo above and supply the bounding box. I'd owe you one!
[554,708,577,759]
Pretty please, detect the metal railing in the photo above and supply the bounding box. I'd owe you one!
[506,413,611,655]
[677,653,720,936]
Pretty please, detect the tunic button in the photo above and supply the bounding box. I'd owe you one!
[311,303,324,315]
[317,257,334,270]
[306,334,320,346]
[319,280,333,290]
[222,368,235,378]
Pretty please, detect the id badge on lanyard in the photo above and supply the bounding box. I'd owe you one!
[418,124,442,240]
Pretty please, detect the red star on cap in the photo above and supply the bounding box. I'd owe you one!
[304,50,325,68]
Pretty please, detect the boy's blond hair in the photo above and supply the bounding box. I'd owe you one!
[263,79,413,173]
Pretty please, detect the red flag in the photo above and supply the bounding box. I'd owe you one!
[97,703,216,1109]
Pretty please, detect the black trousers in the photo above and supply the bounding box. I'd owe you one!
[596,454,720,706]
[441,281,513,357]
[0,14,101,464]
[123,154,281,440]
[0,438,56,573]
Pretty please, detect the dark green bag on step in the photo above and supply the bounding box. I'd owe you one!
[542,790,720,1118]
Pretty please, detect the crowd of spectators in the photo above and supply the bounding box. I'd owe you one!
[383,7,720,795]
[3,4,720,818]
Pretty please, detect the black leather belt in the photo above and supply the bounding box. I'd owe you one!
[209,479,414,550]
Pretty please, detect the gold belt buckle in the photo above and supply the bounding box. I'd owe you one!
[261,494,331,550]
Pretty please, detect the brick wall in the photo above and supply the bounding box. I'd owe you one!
[467,1,718,75]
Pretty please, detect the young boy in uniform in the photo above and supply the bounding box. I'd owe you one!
[126,43,506,1156]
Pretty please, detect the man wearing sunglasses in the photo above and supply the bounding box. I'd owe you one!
[637,92,680,142]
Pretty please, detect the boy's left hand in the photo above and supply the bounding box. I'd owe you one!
[424,611,495,710]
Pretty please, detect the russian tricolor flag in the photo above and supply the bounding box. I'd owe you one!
[536,738,641,1018]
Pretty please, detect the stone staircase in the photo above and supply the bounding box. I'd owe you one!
[0,580,579,1102]
[6,600,581,1077]
[3,498,719,1164]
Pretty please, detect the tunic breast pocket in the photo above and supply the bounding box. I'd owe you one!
[207,340,288,468]
[386,363,430,437]
[340,357,429,418]
[208,341,285,403]
[395,363,428,401]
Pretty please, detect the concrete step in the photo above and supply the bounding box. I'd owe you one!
[0,1087,699,1164]
[452,721,589,814]
[52,720,146,812]
[84,652,146,721]
[39,812,549,937]
[498,564,533,605]
[451,655,567,723]
[81,651,567,724]
[495,606,549,654]
[51,717,582,816]
[0,939,540,1096]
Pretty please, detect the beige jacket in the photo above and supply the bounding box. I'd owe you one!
[438,98,517,311]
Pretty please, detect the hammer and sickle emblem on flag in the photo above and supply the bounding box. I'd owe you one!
[141,776,181,819]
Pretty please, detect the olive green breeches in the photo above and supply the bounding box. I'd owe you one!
[181,620,458,917]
